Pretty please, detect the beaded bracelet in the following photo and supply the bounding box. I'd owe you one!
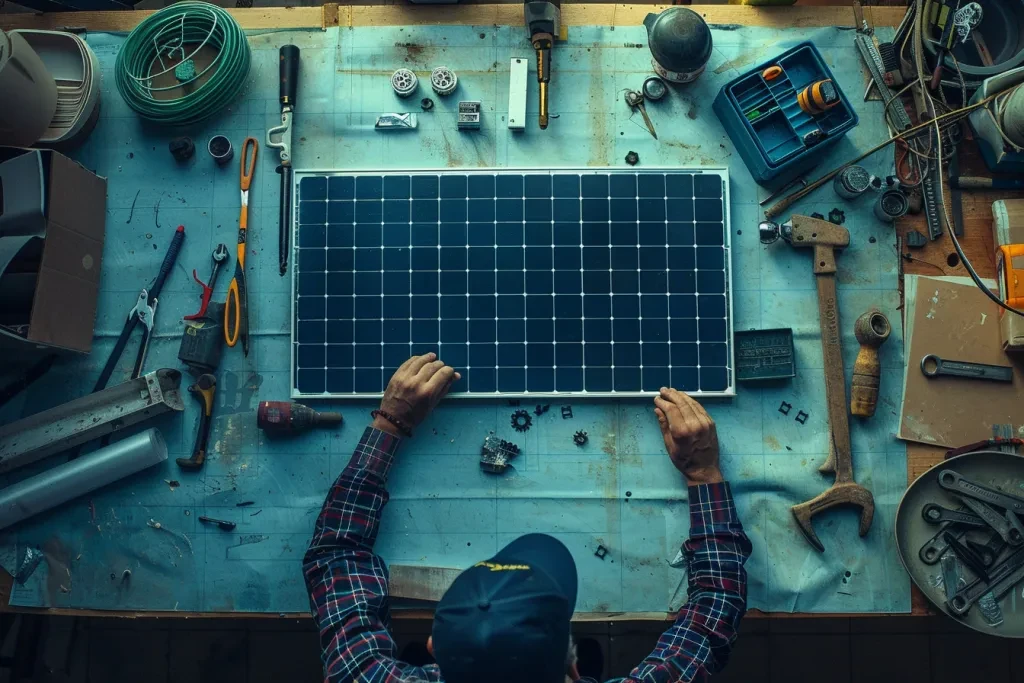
[370,409,413,437]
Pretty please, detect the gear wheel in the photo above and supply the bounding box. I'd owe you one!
[828,208,846,225]
[573,430,588,446]
[511,409,532,432]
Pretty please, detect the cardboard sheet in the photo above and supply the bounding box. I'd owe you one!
[899,275,1024,447]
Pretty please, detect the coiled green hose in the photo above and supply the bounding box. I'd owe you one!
[115,2,250,125]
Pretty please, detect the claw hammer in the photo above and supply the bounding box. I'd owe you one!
[759,215,875,552]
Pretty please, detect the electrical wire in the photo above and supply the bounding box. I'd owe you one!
[114,2,250,125]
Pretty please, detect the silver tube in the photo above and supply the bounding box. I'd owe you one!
[0,429,167,531]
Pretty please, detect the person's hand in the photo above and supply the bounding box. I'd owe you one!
[653,387,723,486]
[372,353,461,436]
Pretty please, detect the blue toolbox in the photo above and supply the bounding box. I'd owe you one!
[713,42,858,187]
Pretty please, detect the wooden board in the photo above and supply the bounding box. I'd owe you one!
[0,3,907,31]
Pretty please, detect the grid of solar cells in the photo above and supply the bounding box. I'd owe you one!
[292,170,732,397]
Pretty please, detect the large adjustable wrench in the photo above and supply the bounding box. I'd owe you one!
[761,215,875,551]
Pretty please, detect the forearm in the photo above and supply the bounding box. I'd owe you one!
[625,481,751,683]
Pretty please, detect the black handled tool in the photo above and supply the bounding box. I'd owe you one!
[268,45,300,276]
[198,515,236,531]
[95,225,184,392]
[184,244,228,321]
[176,374,217,471]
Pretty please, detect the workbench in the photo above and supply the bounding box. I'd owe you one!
[0,2,996,619]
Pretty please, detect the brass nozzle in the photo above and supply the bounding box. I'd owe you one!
[534,43,552,130]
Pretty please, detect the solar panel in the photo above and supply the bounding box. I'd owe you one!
[291,169,733,398]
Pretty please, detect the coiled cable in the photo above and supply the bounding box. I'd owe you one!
[115,2,250,125]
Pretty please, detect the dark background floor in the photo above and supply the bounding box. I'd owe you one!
[3,613,1022,683]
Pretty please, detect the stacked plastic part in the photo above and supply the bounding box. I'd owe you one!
[0,29,101,149]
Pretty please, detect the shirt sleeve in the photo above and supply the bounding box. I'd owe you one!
[618,481,752,683]
[303,426,443,683]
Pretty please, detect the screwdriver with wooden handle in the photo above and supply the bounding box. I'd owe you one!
[850,311,891,418]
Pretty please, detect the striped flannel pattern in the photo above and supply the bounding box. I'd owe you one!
[304,426,751,683]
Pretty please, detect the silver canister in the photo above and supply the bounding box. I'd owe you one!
[833,165,873,199]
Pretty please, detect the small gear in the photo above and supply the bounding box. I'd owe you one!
[828,208,846,225]
[573,430,589,446]
[511,409,532,432]
[625,151,639,166]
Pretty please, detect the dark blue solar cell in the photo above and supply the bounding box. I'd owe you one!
[327,176,352,200]
[697,270,725,293]
[411,270,439,293]
[582,223,608,246]
[411,200,438,222]
[298,296,323,320]
[470,367,497,392]
[496,269,524,294]
[668,246,695,271]
[701,342,728,367]
[326,368,353,393]
[355,201,382,223]
[496,198,523,221]
[525,222,550,245]
[556,342,583,366]
[641,367,668,391]
[700,367,728,391]
[672,342,698,367]
[440,271,466,294]
[299,224,326,248]
[582,270,610,294]
[468,222,495,245]
[302,176,327,200]
[698,293,726,318]
[383,200,409,223]
[354,249,381,271]
[496,174,524,198]
[667,199,695,223]
[353,274,380,296]
[644,342,669,366]
[297,368,326,393]
[551,200,579,223]
[411,295,438,319]
[382,175,408,199]
[354,368,382,392]
[300,248,326,272]
[382,319,407,342]
[300,201,326,224]
[326,271,351,295]
[327,201,353,223]
[671,367,698,392]
[328,224,354,248]
[612,295,639,319]
[610,248,636,270]
[383,224,409,247]
[297,342,324,368]
[498,343,525,366]
[527,342,554,366]
[498,367,525,392]
[581,174,608,198]
[609,174,636,198]
[670,318,698,343]
[440,175,467,198]
[496,247,523,270]
[638,199,666,222]
[468,270,492,294]
[469,343,496,366]
[613,366,641,392]
[584,295,610,319]
[555,318,583,342]
[497,319,524,342]
[639,225,664,246]
[610,224,637,246]
[469,294,496,318]
[613,319,640,342]
[525,246,552,270]
[699,317,727,341]
[552,174,580,198]
[440,295,467,319]
[356,176,382,199]
[468,174,495,198]
[527,367,554,391]
[669,295,698,320]
[641,294,668,318]
[383,343,410,368]
[556,367,583,391]
[696,246,724,270]
[354,224,381,248]
[695,222,725,246]
[525,199,551,221]
[327,296,352,319]
[524,174,551,198]
[441,343,467,369]
[640,270,668,293]
[383,296,408,319]
[694,174,722,198]
[440,320,465,343]
[469,320,495,343]
[440,247,467,270]
[695,198,723,222]
[553,247,581,271]
[638,247,664,271]
[554,294,582,318]
[468,247,495,271]
[584,318,611,344]
[586,342,612,366]
[526,294,553,319]
[585,367,612,391]
[382,247,408,272]
[637,173,665,198]
[525,274,552,295]
[411,320,438,343]
[497,294,524,318]
[610,199,637,222]
[582,247,610,270]
[468,199,495,222]
[298,320,326,344]
[665,173,693,198]
[642,318,669,342]
[440,200,467,222]
[411,175,439,199]
[353,320,378,343]
[582,199,608,222]
[411,224,438,247]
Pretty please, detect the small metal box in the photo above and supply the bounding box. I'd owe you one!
[457,101,481,130]
[734,328,796,382]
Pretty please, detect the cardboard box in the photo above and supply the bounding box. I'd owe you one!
[992,199,1024,351]
[0,147,106,364]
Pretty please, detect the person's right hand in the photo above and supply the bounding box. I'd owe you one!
[373,353,461,436]
[653,387,723,486]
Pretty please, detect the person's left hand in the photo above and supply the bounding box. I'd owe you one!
[373,353,461,435]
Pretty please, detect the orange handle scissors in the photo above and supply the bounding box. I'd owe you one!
[225,137,258,355]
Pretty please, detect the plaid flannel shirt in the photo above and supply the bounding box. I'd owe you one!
[304,426,752,683]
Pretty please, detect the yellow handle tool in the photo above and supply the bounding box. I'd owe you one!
[225,137,258,355]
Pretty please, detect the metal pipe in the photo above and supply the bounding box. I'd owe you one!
[0,429,167,531]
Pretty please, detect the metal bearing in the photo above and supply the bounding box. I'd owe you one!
[391,69,418,98]
[430,66,458,96]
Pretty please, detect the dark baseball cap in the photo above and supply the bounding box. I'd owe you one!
[431,533,578,683]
